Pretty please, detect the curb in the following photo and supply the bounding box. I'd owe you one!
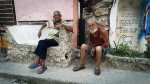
[0,72,76,84]
[105,54,150,71]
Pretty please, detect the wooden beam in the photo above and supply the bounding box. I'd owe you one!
[0,4,12,9]
[0,17,14,21]
[0,14,14,17]
[0,9,13,13]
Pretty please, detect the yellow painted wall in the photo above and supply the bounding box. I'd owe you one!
[0,35,8,49]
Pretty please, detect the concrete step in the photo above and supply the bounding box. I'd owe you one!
[0,62,150,84]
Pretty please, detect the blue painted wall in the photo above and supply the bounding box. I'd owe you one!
[138,0,150,40]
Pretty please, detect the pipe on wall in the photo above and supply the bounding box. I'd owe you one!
[73,0,78,48]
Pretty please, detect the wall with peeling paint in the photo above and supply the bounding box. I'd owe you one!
[14,0,73,21]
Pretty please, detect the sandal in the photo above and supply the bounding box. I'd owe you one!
[37,66,47,74]
[73,65,85,71]
[94,67,101,75]
[28,63,40,69]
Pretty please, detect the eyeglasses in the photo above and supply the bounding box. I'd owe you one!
[88,24,94,27]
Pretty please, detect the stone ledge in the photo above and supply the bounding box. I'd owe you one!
[105,54,150,71]
[73,48,150,71]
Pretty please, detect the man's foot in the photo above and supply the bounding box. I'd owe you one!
[94,67,101,75]
[37,66,47,74]
[73,65,85,71]
[28,63,40,69]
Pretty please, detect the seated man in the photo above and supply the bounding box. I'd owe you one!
[29,11,73,74]
[73,18,109,75]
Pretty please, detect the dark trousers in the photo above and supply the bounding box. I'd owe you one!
[34,39,58,60]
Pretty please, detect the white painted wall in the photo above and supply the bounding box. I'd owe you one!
[109,0,119,48]
[7,25,49,45]
[109,0,147,52]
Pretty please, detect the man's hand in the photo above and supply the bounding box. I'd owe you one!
[55,24,64,30]
[38,31,42,38]
[90,48,95,57]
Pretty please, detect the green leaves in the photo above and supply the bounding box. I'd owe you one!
[109,41,141,57]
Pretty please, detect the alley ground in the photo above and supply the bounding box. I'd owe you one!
[0,57,150,84]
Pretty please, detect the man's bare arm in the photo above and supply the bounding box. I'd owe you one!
[100,28,109,48]
[86,29,94,48]
[39,22,47,31]
[38,22,47,38]
[55,24,73,32]
[62,24,73,32]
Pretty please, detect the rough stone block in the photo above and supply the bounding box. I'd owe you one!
[102,0,113,2]
[47,28,74,67]
[5,25,74,67]
[97,18,109,26]
[94,8,109,16]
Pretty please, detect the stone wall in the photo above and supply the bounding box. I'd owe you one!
[5,26,75,67]
[145,35,150,58]
[79,0,150,71]
[46,28,74,67]
[83,0,113,30]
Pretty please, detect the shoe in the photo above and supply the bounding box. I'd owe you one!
[73,65,85,71]
[37,66,47,74]
[28,63,40,69]
[94,67,101,75]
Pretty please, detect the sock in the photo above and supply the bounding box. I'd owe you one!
[95,62,100,68]
[80,60,84,65]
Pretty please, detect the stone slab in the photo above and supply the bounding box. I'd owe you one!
[7,25,50,45]
[0,62,150,84]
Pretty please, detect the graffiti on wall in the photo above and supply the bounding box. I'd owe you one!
[115,0,142,49]
[120,35,133,44]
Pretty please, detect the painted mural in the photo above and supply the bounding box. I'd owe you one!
[139,0,150,39]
